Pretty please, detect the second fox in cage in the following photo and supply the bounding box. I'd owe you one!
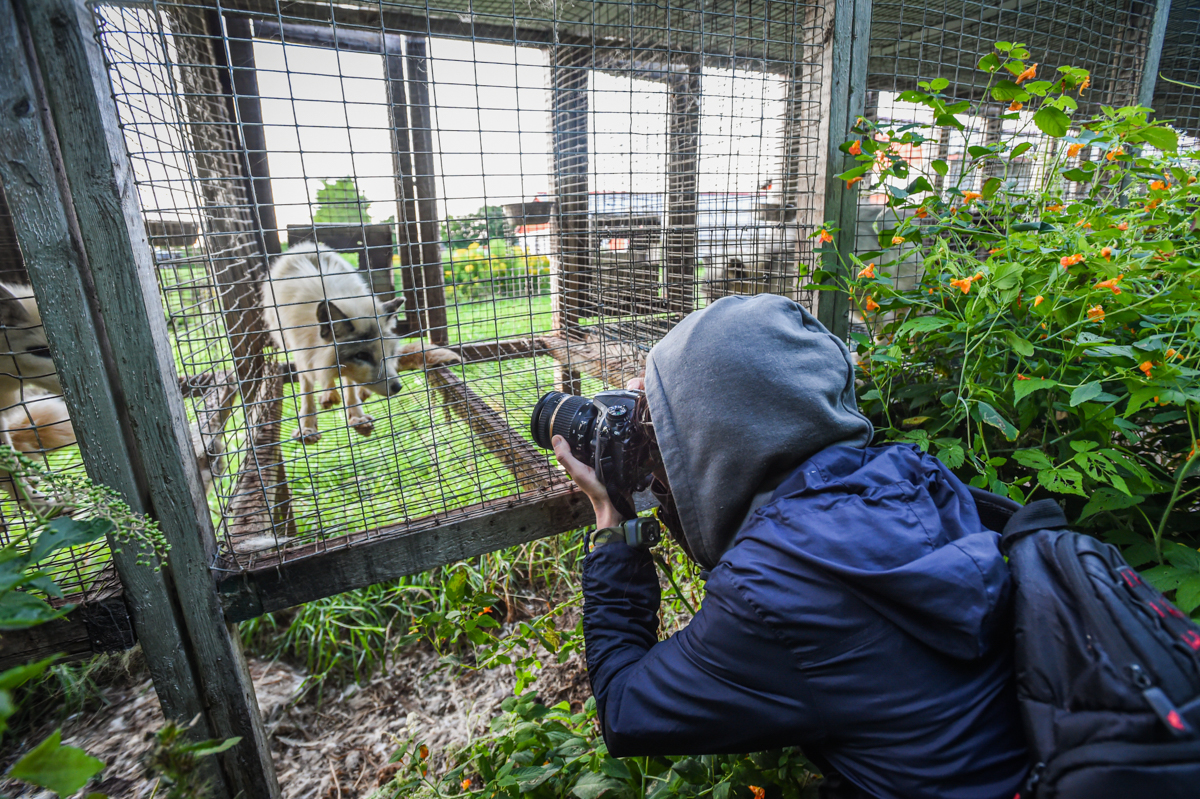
[261,244,458,443]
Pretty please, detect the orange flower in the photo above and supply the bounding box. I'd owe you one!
[864,295,880,312]
[1075,219,1092,228]
[1150,180,1169,191]
[1016,374,1031,381]
[950,277,974,294]
[848,140,862,155]
[847,175,864,188]
[1067,143,1084,157]
[892,235,906,244]
[1190,440,1200,460]
[1046,203,1064,212]
[1094,275,1122,294]
[1015,63,1038,84]
[1117,221,1129,231]
[857,262,876,279]
[1101,246,1113,260]
[1139,361,1153,377]
[928,287,935,294]
[750,788,766,799]
[1167,348,1178,359]
[1078,75,1091,95]
[1009,100,1023,112]
[1146,198,1160,210]
[915,206,929,219]
[1033,295,1044,307]
[1060,253,1085,268]
[1106,147,1125,161]
[462,778,472,790]
[1086,305,1105,322]
[419,745,429,760]
[818,229,834,244]
[988,247,1002,255]
[964,191,982,203]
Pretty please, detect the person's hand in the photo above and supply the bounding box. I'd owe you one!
[552,435,623,529]
[626,376,645,391]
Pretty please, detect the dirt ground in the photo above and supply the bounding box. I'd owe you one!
[2,643,590,799]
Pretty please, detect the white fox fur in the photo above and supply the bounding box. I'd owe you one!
[260,244,459,442]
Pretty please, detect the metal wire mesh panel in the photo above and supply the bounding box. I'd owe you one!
[85,0,827,574]
[1155,0,1200,140]
[850,0,1162,335]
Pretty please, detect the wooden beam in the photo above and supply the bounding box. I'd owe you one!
[1136,0,1173,109]
[537,334,646,390]
[219,487,591,621]
[426,366,558,491]
[385,36,428,337]
[406,36,449,346]
[817,0,873,341]
[451,337,542,364]
[0,0,216,775]
[665,61,701,315]
[222,15,281,255]
[0,594,134,670]
[20,2,278,795]
[226,363,295,550]
[549,41,591,341]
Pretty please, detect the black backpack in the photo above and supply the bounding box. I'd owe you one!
[970,490,1200,798]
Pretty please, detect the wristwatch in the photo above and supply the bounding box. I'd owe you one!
[588,516,662,551]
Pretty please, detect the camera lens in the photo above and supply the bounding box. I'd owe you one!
[530,391,592,449]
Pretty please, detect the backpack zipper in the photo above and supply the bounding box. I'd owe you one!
[1129,664,1195,738]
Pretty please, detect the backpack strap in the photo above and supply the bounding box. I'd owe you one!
[1001,498,1069,552]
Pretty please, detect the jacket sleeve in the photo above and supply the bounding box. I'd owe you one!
[582,543,822,757]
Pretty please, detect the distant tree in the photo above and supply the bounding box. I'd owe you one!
[312,178,372,225]
[442,205,513,248]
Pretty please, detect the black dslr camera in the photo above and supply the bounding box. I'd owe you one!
[531,389,660,536]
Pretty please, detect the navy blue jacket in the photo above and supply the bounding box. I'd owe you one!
[582,444,1029,799]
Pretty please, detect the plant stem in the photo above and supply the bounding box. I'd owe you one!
[1153,447,1200,562]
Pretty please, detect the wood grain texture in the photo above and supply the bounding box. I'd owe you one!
[0,0,213,754]
[21,2,278,795]
[817,0,872,340]
[427,366,558,491]
[665,62,701,314]
[219,487,591,621]
[549,42,592,342]
[406,36,450,345]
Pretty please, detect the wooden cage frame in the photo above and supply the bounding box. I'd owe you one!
[0,0,1173,795]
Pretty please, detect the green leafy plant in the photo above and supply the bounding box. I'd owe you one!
[813,42,1200,611]
[0,446,169,796]
[442,205,515,249]
[312,177,373,225]
[142,719,240,799]
[375,693,820,799]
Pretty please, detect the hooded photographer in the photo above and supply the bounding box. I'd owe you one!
[551,294,1029,799]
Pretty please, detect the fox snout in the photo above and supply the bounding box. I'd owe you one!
[386,378,402,396]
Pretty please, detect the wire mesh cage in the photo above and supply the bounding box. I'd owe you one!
[72,0,832,580]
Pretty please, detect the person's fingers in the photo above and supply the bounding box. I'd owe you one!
[552,435,587,474]
[625,376,646,391]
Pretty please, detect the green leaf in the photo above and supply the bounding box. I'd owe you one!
[1078,487,1144,521]
[571,772,625,799]
[1137,126,1178,152]
[1175,575,1200,615]
[1038,466,1087,496]
[6,729,104,796]
[714,784,732,799]
[1022,80,1054,97]
[1070,382,1104,407]
[1014,377,1056,403]
[515,764,560,790]
[1033,106,1071,137]
[930,78,950,92]
[931,160,949,177]
[1013,449,1054,470]
[1006,331,1035,357]
[0,591,65,630]
[1010,141,1033,159]
[897,316,950,335]
[1142,564,1186,593]
[29,518,113,564]
[982,176,1002,200]
[975,402,1019,441]
[184,736,241,758]
[934,440,966,470]
[599,758,631,781]
[670,758,709,785]
[1062,168,1092,182]
[0,657,59,691]
[991,80,1026,102]
[978,53,1001,73]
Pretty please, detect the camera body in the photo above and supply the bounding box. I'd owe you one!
[531,389,656,521]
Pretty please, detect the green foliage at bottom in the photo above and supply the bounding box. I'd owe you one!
[375,693,821,799]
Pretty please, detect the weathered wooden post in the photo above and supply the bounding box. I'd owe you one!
[549,40,591,394]
[665,60,701,315]
[7,1,279,795]
[817,0,873,341]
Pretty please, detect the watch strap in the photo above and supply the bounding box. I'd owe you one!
[590,526,625,550]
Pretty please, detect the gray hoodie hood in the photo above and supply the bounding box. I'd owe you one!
[645,294,874,569]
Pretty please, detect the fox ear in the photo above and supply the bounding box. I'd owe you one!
[380,297,404,318]
[0,284,31,328]
[316,300,353,341]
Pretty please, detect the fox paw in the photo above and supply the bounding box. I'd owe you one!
[349,415,375,436]
[320,391,341,410]
[293,426,321,444]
